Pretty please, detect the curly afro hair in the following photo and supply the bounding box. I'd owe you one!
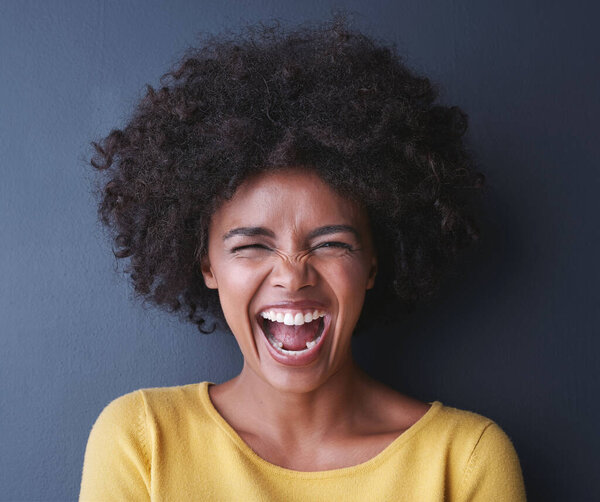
[91,17,483,334]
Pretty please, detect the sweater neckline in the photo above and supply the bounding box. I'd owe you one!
[197,381,443,479]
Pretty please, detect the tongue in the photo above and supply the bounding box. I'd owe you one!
[267,319,320,350]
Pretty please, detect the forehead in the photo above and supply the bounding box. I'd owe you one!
[211,168,366,231]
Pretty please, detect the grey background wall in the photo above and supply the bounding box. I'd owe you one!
[1,1,598,501]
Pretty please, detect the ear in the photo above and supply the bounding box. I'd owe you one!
[366,255,377,290]
[200,254,218,289]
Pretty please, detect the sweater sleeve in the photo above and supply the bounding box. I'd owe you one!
[457,422,526,502]
[79,391,152,502]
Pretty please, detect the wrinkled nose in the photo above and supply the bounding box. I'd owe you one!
[270,256,316,291]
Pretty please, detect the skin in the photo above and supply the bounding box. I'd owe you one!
[201,167,430,471]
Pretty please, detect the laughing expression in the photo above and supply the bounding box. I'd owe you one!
[201,167,377,392]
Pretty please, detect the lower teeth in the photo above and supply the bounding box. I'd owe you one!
[263,318,323,354]
[268,336,320,355]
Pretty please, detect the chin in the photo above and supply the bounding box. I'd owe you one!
[251,330,351,396]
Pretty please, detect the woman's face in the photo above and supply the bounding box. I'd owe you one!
[201,168,377,393]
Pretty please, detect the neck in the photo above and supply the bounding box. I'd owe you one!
[218,357,371,444]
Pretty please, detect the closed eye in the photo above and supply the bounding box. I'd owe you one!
[231,242,354,254]
[231,244,271,253]
[313,242,353,251]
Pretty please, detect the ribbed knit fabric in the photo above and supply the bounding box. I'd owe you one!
[79,382,526,501]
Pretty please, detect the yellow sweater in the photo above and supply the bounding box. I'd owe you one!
[80,382,526,501]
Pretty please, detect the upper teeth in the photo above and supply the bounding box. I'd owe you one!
[260,310,325,326]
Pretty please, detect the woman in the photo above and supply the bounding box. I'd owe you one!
[80,18,526,501]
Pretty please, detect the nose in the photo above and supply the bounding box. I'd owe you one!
[270,255,316,291]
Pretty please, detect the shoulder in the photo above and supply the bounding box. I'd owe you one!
[431,404,518,456]
[85,381,209,454]
[87,388,145,441]
[431,403,495,439]
[80,389,150,500]
[80,382,211,501]
[427,404,526,501]
[92,381,208,427]
[423,403,519,464]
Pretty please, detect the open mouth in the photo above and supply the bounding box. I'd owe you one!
[257,309,329,363]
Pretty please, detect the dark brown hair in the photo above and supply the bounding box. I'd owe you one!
[91,17,483,333]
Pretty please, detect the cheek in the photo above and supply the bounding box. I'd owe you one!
[215,260,269,320]
[222,262,264,289]
[320,258,370,305]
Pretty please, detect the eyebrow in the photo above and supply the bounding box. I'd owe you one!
[222,225,360,241]
[223,227,276,241]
